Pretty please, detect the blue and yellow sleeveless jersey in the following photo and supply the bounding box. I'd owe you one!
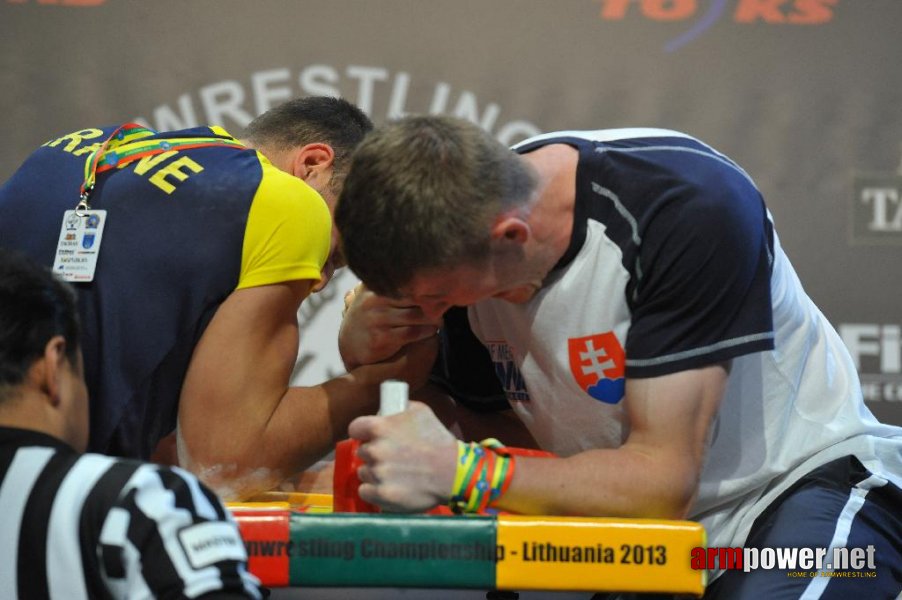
[0,125,331,458]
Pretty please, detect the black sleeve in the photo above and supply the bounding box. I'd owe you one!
[430,306,511,412]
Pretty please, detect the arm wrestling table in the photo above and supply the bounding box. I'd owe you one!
[227,491,706,599]
[227,382,706,598]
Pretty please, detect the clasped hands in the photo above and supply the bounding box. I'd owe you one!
[339,283,457,512]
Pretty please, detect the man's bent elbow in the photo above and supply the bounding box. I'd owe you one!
[632,462,700,520]
[660,473,701,520]
[187,459,285,501]
[177,433,285,501]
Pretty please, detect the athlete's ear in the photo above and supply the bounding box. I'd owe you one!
[490,216,530,246]
[291,143,335,182]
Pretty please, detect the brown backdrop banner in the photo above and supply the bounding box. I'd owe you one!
[2,0,900,424]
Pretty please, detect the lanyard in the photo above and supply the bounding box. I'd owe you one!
[76,123,245,214]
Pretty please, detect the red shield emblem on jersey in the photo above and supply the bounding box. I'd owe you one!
[568,332,626,404]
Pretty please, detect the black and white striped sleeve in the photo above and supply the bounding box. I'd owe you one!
[94,463,261,599]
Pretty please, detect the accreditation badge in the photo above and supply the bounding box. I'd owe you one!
[52,209,107,282]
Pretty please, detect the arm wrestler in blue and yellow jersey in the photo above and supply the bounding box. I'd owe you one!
[0,97,438,499]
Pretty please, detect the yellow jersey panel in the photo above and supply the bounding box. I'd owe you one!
[238,154,332,290]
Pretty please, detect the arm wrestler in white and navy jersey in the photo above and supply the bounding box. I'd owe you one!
[0,250,260,600]
[335,118,902,599]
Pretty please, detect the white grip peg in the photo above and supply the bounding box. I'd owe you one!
[379,380,409,416]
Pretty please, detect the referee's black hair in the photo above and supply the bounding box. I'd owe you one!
[0,249,80,393]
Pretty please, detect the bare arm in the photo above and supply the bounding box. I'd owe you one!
[350,363,728,519]
[177,280,437,500]
[494,364,727,518]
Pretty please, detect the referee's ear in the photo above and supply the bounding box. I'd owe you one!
[36,335,68,407]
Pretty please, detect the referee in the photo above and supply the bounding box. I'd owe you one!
[0,249,261,599]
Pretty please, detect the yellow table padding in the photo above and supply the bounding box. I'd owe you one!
[496,515,706,594]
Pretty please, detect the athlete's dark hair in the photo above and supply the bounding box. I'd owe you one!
[0,249,80,399]
[243,96,373,189]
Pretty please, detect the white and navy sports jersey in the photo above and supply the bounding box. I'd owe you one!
[0,427,261,599]
[439,128,902,554]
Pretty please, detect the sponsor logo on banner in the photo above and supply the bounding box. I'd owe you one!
[851,173,902,245]
[596,0,840,52]
[839,324,902,403]
[136,65,543,147]
[568,332,625,404]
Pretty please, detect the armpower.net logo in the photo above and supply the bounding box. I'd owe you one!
[693,544,878,579]
[596,0,840,52]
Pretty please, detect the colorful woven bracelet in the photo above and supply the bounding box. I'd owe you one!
[448,439,517,514]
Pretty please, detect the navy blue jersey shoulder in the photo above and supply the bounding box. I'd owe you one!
[0,126,263,458]
[516,132,776,377]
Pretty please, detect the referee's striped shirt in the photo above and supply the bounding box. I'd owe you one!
[0,426,261,599]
